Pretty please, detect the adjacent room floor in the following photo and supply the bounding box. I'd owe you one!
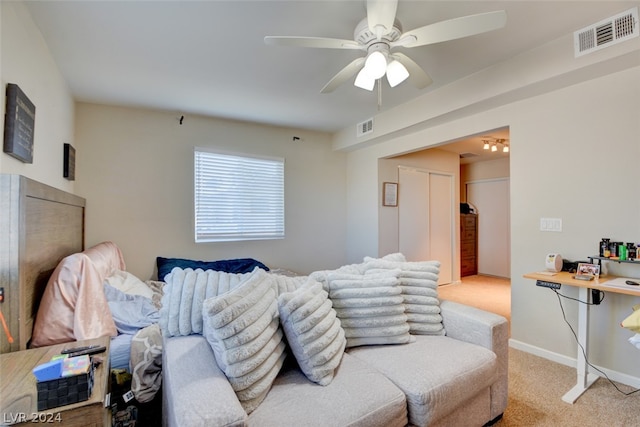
[438,274,511,335]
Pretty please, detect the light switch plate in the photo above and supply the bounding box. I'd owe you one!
[540,217,562,232]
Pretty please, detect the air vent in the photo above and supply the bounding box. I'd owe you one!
[460,152,479,159]
[574,7,638,57]
[356,118,374,137]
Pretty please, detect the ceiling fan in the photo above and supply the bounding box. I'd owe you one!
[264,0,507,93]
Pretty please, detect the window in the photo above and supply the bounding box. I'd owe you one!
[194,148,284,242]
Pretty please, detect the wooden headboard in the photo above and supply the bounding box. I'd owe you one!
[0,174,86,353]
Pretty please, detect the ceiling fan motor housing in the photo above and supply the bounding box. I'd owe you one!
[354,17,402,48]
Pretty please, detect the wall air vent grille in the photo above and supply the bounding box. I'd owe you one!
[574,7,638,57]
[356,118,374,137]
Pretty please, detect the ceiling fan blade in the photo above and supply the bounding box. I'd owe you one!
[264,36,362,50]
[367,0,398,38]
[394,10,507,48]
[320,57,366,93]
[391,53,432,89]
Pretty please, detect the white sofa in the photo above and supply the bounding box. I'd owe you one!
[162,299,508,427]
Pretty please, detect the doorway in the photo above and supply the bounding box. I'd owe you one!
[398,166,454,285]
[466,178,511,278]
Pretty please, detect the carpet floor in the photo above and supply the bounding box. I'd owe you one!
[498,348,640,426]
[437,275,640,426]
[438,274,511,334]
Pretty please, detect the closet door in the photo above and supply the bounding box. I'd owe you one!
[398,167,454,284]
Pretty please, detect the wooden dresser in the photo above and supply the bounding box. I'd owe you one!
[460,213,478,276]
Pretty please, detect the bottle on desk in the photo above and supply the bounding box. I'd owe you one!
[609,241,619,258]
[619,244,628,261]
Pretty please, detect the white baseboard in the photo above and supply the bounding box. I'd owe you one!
[509,339,640,389]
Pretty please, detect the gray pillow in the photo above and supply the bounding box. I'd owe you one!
[363,258,445,336]
[202,269,286,414]
[278,279,346,385]
[327,270,413,347]
[159,267,257,337]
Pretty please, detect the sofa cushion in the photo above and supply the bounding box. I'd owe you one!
[247,352,407,427]
[327,270,413,347]
[347,335,497,426]
[163,335,247,427]
[202,269,286,414]
[278,279,346,385]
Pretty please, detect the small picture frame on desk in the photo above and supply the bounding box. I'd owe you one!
[577,262,600,278]
[383,182,398,207]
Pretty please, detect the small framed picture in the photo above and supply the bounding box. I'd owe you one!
[63,143,75,180]
[3,83,36,163]
[383,182,398,207]
[576,262,600,278]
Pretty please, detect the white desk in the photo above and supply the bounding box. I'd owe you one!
[523,271,640,403]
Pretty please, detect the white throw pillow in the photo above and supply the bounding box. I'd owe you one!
[105,269,154,300]
[278,279,346,385]
[327,270,413,347]
[202,269,286,414]
[159,267,256,337]
[364,259,445,336]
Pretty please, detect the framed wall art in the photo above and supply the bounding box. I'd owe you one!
[63,143,76,180]
[383,182,398,207]
[3,84,36,163]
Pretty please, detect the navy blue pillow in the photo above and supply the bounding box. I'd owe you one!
[156,257,269,281]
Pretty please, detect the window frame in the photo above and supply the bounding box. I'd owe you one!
[194,147,285,243]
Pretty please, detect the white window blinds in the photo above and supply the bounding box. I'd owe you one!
[194,148,284,242]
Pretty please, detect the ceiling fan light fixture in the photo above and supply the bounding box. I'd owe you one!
[354,68,376,91]
[265,5,507,95]
[386,59,409,87]
[364,50,387,79]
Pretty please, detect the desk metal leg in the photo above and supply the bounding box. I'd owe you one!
[562,286,599,403]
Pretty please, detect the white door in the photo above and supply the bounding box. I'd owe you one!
[466,179,510,278]
[398,167,454,284]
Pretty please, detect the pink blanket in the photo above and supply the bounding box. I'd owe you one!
[31,241,125,347]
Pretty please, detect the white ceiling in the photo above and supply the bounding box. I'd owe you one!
[24,0,637,138]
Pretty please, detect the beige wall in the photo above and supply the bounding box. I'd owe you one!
[74,103,347,279]
[340,16,640,384]
[343,66,640,383]
[461,157,510,202]
[2,0,348,282]
[0,2,75,192]
[6,0,640,387]
[378,149,461,279]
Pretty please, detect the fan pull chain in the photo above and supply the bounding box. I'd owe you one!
[377,79,382,110]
